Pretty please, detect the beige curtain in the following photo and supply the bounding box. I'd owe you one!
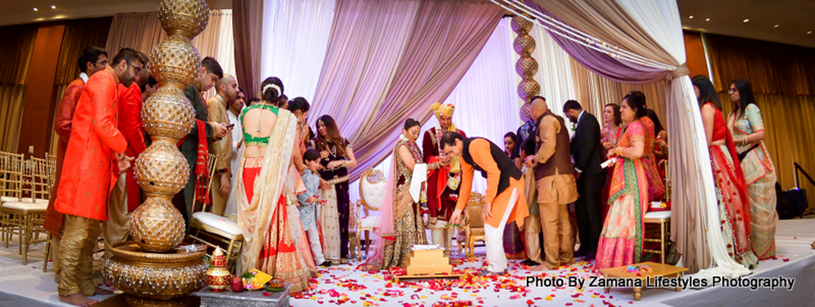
[570,59,668,125]
[106,10,235,95]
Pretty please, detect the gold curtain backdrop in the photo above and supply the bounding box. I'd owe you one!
[706,33,815,213]
[0,24,38,152]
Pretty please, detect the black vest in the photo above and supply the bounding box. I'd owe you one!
[461,138,522,197]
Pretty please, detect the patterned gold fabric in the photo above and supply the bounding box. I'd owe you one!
[58,215,100,296]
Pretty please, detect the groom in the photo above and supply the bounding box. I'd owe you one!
[445,133,529,275]
[562,100,606,261]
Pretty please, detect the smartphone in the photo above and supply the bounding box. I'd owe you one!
[227,123,235,130]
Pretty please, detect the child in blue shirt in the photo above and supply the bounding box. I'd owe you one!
[298,149,331,267]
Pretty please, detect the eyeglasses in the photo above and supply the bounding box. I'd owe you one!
[129,63,143,76]
[728,88,737,93]
[96,60,108,66]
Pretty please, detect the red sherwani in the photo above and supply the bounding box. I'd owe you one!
[422,127,466,223]
[44,77,86,236]
[118,83,146,212]
[55,67,127,221]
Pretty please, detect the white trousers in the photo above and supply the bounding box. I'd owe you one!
[304,223,325,264]
[484,188,518,273]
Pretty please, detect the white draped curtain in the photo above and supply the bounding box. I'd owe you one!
[260,0,336,102]
[524,22,578,118]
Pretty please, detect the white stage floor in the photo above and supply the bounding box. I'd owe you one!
[1,219,813,307]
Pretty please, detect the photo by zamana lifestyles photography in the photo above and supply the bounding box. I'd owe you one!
[0,0,813,307]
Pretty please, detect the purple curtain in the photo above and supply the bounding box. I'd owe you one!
[309,0,503,180]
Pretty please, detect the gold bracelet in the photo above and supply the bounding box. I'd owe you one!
[616,147,624,157]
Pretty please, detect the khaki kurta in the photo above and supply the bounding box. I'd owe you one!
[207,94,233,215]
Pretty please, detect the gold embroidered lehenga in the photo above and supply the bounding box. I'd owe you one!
[363,135,428,270]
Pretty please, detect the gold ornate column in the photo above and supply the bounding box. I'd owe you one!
[511,14,539,104]
[103,0,210,303]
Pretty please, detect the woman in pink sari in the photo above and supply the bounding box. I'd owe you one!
[626,91,665,203]
[595,92,651,270]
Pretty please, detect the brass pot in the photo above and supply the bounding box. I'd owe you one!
[134,141,190,196]
[129,197,186,252]
[141,87,195,141]
[158,0,209,38]
[103,242,208,300]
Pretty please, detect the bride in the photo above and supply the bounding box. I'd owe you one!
[364,118,435,270]
[228,77,310,293]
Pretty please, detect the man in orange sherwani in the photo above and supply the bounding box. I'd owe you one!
[54,47,142,307]
[102,68,157,259]
[446,133,529,276]
[44,46,108,281]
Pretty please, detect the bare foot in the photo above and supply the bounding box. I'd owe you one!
[94,286,113,295]
[531,263,556,271]
[59,294,98,306]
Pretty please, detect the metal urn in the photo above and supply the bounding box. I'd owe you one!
[102,0,210,301]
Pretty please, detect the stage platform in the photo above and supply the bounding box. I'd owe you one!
[1,219,812,307]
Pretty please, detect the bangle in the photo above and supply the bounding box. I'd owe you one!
[616,147,623,157]
[342,160,348,168]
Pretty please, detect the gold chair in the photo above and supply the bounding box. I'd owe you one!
[1,157,49,265]
[0,152,25,246]
[189,154,243,273]
[643,211,671,264]
[458,191,485,259]
[353,169,386,261]
[644,160,671,264]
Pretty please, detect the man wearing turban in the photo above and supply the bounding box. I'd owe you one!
[422,103,466,256]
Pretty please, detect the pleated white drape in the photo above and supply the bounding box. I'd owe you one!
[260,0,336,102]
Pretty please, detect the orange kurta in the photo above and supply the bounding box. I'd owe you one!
[456,139,528,229]
[55,67,127,221]
[118,83,146,212]
[45,77,86,236]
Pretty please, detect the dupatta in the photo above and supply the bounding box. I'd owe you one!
[231,109,298,273]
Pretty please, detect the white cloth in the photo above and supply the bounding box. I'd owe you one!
[409,163,427,202]
[79,72,89,83]
[227,110,242,179]
[261,0,335,103]
[484,188,518,273]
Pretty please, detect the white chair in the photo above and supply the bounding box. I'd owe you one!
[353,169,386,261]
[188,154,243,273]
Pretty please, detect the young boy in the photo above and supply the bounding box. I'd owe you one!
[298,149,332,267]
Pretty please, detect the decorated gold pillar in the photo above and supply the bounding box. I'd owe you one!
[511,14,540,104]
[102,0,210,302]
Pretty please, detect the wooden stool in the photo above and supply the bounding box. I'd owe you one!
[599,261,688,301]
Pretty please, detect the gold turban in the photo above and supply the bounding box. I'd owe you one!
[429,103,461,174]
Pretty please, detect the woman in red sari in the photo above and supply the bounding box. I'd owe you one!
[233,77,310,293]
[693,75,757,268]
